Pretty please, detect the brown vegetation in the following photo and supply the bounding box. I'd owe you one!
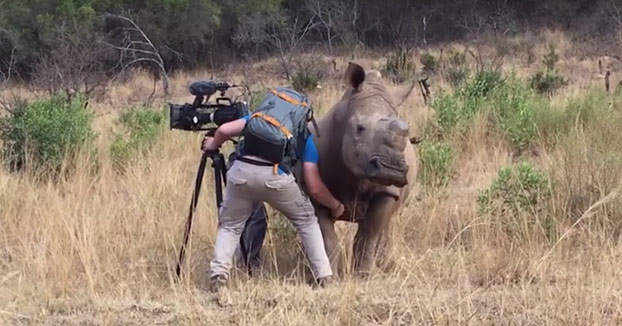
[1,29,622,325]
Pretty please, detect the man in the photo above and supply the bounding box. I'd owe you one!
[227,150,267,275]
[202,90,344,293]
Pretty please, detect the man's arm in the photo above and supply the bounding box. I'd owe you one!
[202,116,248,151]
[301,136,345,218]
[303,162,344,216]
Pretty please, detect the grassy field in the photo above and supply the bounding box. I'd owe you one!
[2,30,622,325]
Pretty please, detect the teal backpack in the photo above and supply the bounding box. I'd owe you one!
[240,87,318,173]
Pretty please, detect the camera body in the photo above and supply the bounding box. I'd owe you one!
[169,80,249,131]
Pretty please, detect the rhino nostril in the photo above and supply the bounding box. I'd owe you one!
[369,157,380,171]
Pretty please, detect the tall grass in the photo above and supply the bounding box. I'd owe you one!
[1,44,622,324]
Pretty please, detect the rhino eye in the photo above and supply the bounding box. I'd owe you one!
[356,124,366,133]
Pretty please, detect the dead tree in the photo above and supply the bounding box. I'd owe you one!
[421,12,434,45]
[0,28,18,113]
[0,28,19,85]
[102,13,170,98]
[265,15,319,81]
[305,0,339,55]
[601,1,622,71]
[31,27,113,100]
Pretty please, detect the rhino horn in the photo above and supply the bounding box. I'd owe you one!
[389,118,409,137]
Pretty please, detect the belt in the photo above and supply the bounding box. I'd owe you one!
[237,156,275,167]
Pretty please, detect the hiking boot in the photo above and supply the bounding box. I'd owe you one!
[314,276,334,289]
[208,274,227,294]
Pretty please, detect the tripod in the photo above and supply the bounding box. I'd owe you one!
[174,148,227,279]
[174,140,258,279]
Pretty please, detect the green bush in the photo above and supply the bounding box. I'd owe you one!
[490,76,543,151]
[429,70,501,135]
[430,70,542,151]
[0,94,94,175]
[419,140,453,190]
[461,68,505,99]
[420,52,438,75]
[110,107,166,172]
[248,89,267,109]
[382,49,417,83]
[429,91,464,133]
[529,44,568,95]
[529,70,568,95]
[291,66,323,93]
[477,161,555,240]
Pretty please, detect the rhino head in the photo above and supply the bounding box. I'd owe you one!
[338,63,411,188]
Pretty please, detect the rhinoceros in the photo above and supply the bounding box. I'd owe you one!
[306,62,419,276]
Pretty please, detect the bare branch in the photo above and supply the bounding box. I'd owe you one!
[0,99,13,114]
[102,13,170,96]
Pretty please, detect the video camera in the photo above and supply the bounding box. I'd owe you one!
[169,80,249,132]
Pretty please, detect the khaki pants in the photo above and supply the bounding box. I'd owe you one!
[209,159,332,279]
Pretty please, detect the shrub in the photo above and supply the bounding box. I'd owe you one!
[445,50,469,87]
[448,50,467,67]
[248,89,267,109]
[290,54,325,93]
[477,161,555,240]
[429,91,463,133]
[382,49,417,83]
[430,70,503,135]
[0,94,94,176]
[110,107,166,172]
[430,70,541,151]
[461,68,505,99]
[447,67,468,87]
[419,140,453,190]
[490,76,542,151]
[291,66,322,93]
[529,44,568,95]
[529,70,568,96]
[420,52,438,75]
[542,44,560,71]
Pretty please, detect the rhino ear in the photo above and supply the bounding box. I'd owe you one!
[345,62,365,91]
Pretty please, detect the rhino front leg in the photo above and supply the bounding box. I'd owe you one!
[353,195,396,276]
[317,209,342,277]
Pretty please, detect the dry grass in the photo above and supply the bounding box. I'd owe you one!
[2,29,622,325]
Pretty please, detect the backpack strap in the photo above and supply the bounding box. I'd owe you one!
[249,112,293,175]
[270,89,309,107]
[271,88,320,137]
[250,112,293,139]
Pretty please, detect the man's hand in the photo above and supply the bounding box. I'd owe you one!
[200,118,248,152]
[330,202,345,219]
[202,136,218,151]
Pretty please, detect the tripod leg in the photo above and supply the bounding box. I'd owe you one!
[175,151,209,279]
[213,155,224,209]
